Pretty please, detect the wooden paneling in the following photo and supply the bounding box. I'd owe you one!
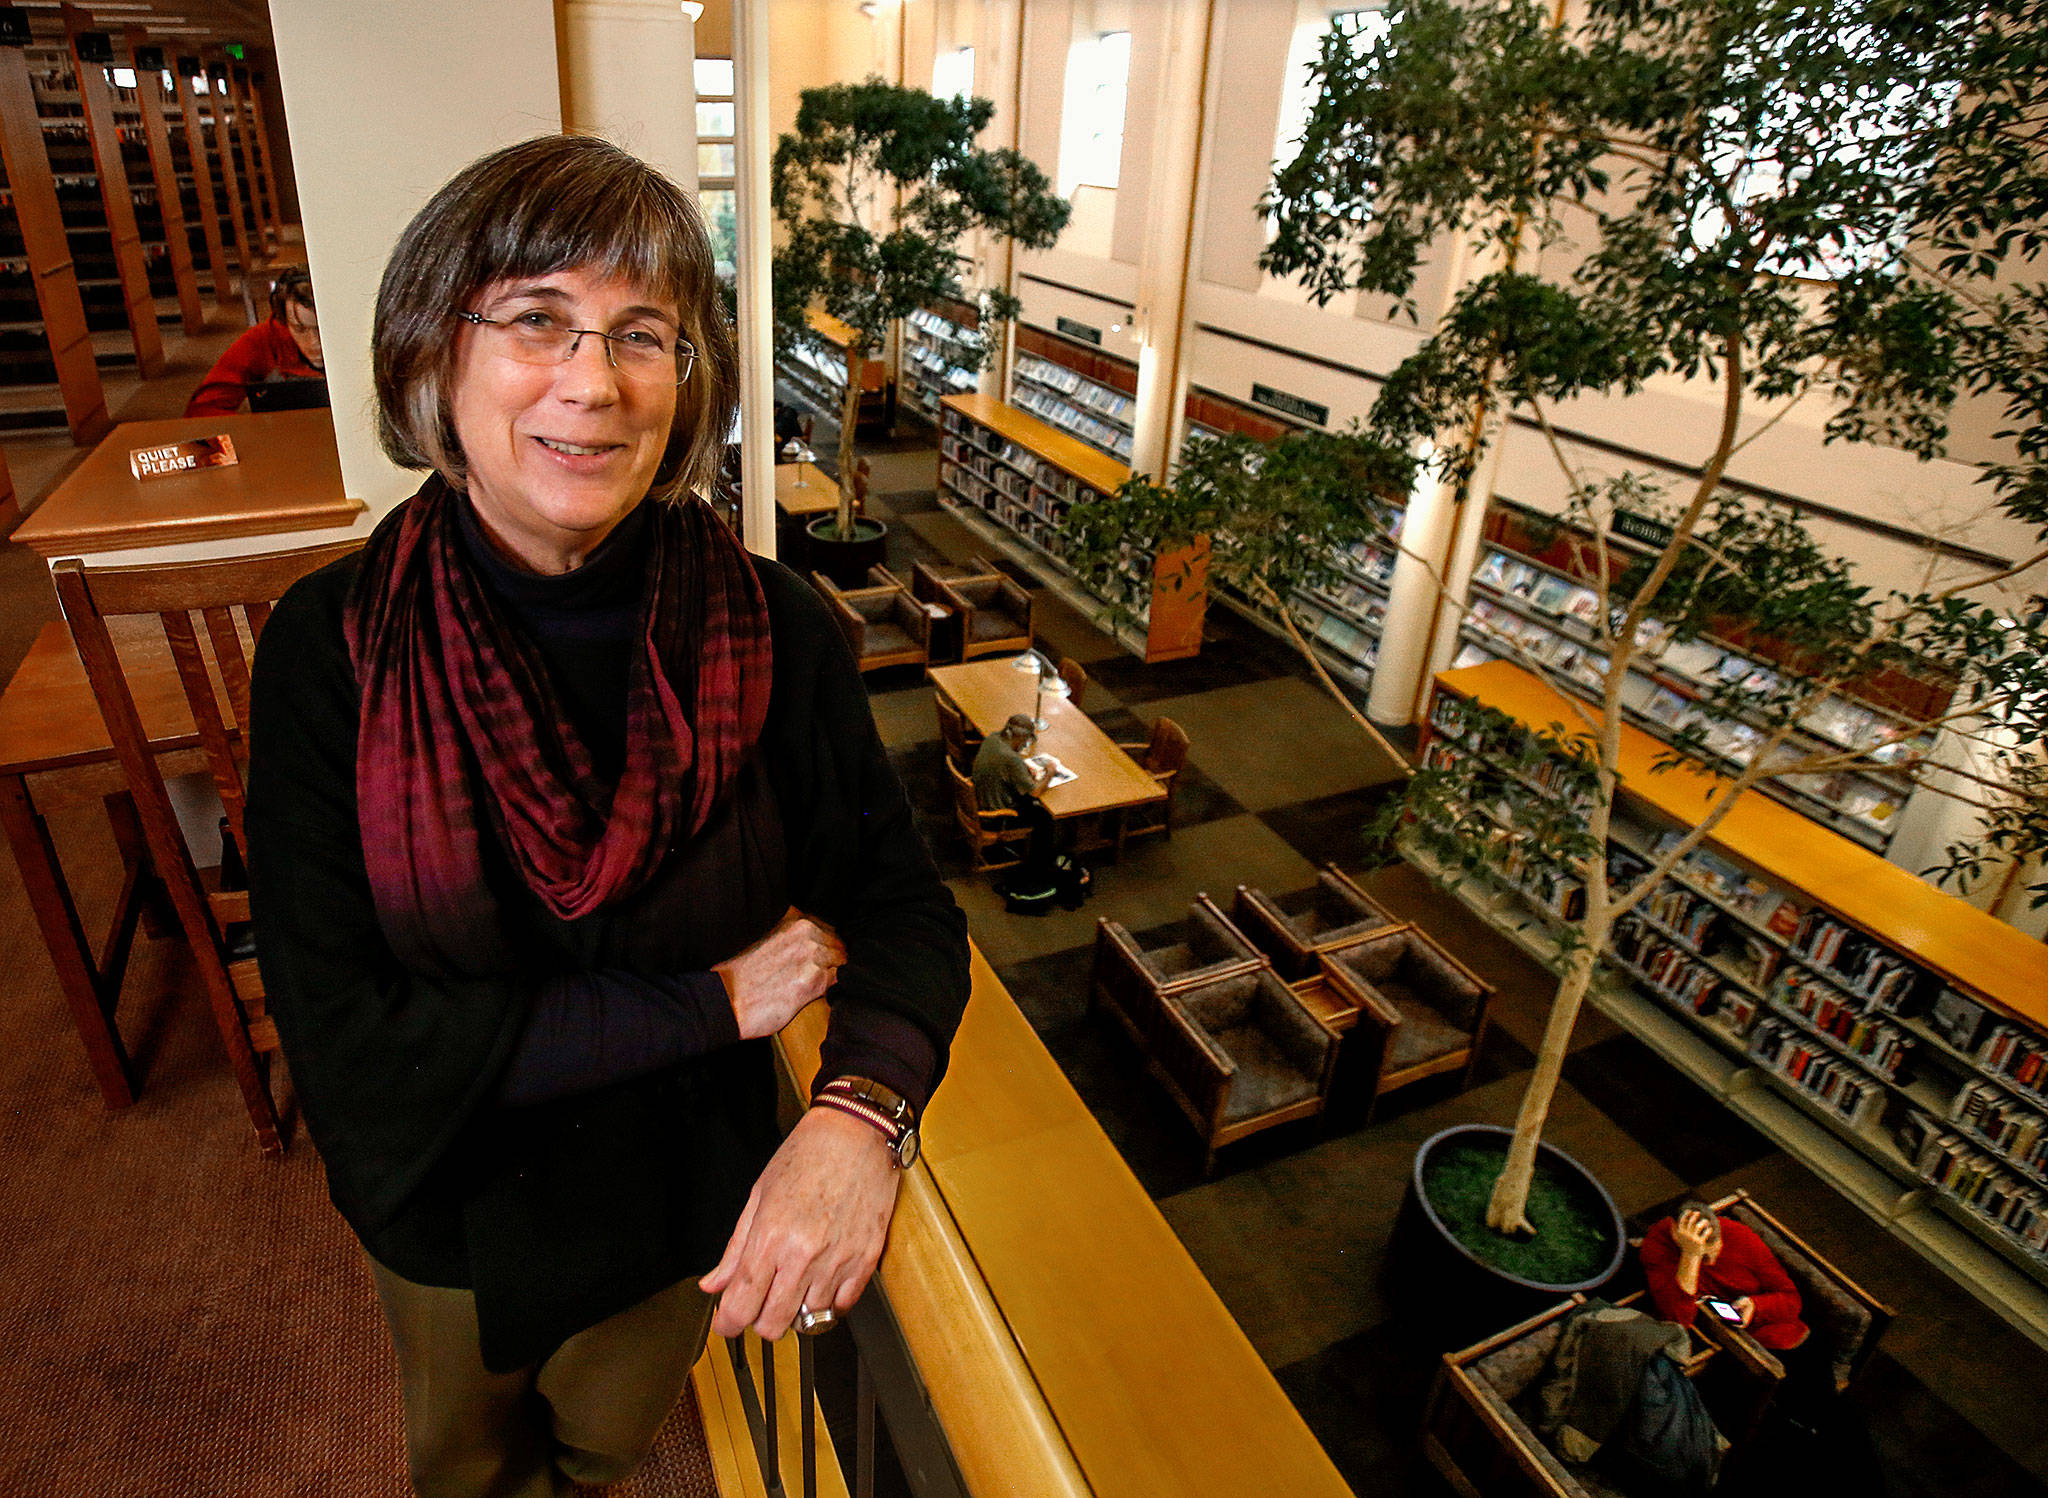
[171,64,235,312]
[62,6,163,378]
[1016,321,1139,396]
[124,30,203,336]
[0,45,107,444]
[1437,658,2048,1030]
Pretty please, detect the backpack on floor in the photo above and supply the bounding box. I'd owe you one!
[1001,873,1062,916]
[1054,853,1092,909]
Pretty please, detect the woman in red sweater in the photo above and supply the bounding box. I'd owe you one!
[1641,1201,1809,1351]
[185,267,325,416]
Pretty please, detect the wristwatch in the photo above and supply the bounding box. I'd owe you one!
[816,1076,922,1169]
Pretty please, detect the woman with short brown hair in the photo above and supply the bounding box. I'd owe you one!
[248,135,967,1497]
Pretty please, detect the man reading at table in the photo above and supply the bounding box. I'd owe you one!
[973,713,1058,895]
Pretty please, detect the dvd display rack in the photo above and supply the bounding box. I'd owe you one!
[1414,658,2048,1336]
[937,389,1208,662]
[901,302,982,423]
[1007,326,1137,464]
[1453,504,1936,852]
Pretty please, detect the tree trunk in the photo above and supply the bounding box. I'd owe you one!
[836,349,864,538]
[1484,931,1604,1235]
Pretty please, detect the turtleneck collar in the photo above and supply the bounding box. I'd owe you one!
[456,494,656,617]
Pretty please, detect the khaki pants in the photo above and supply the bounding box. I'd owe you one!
[369,1259,716,1498]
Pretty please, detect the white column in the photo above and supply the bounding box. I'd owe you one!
[1368,462,1460,723]
[559,0,698,193]
[265,0,562,514]
[1124,0,1214,483]
[732,0,777,557]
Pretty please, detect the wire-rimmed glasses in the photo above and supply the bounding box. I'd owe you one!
[454,309,698,385]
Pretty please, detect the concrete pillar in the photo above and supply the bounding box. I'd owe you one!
[732,0,777,557]
[265,0,561,512]
[1124,0,1214,483]
[558,0,698,194]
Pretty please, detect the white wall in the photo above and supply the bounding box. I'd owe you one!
[559,0,698,193]
[266,0,563,515]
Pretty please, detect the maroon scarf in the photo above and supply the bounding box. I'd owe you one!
[344,477,773,974]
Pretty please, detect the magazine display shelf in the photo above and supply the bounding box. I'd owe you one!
[1412,658,2048,1349]
[778,306,892,434]
[901,303,980,423]
[936,391,1206,663]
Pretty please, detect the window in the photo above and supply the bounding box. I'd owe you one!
[1273,7,1388,176]
[1059,30,1131,195]
[933,46,974,103]
[695,56,736,276]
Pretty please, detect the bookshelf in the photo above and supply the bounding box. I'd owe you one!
[777,306,893,437]
[901,300,983,423]
[937,390,1207,662]
[1415,658,2048,1346]
[1008,324,1136,464]
[1455,500,1939,853]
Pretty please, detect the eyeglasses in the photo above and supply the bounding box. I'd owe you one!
[454,309,698,385]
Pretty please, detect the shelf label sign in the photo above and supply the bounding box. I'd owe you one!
[1612,509,1674,547]
[1055,316,1102,346]
[0,10,31,48]
[130,434,238,481]
[1251,383,1329,427]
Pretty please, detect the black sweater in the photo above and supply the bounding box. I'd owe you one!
[246,504,969,1371]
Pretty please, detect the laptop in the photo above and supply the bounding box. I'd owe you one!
[247,378,331,413]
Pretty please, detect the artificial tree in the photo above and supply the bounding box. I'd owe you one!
[1092,0,2048,1250]
[771,79,1069,541]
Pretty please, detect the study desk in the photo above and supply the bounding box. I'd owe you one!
[773,461,840,518]
[13,408,362,560]
[928,658,1166,822]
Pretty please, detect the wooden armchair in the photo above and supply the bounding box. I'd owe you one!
[1422,1295,1776,1498]
[1057,655,1088,709]
[1091,894,1268,1026]
[1234,864,1398,980]
[1706,1190,1893,1395]
[1146,966,1340,1174]
[823,582,931,673]
[1319,924,1494,1120]
[944,757,1030,872]
[915,560,1034,659]
[934,692,981,774]
[53,541,363,1155]
[1115,716,1189,851]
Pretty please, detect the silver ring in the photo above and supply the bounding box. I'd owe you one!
[794,1304,837,1336]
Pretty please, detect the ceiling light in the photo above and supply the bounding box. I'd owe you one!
[680,2,704,17]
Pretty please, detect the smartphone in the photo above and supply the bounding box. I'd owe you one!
[1703,1297,1743,1324]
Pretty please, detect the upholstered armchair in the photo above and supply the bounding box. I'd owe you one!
[916,560,1034,659]
[1157,967,1340,1173]
[1710,1190,1892,1394]
[1091,894,1268,1028]
[1319,925,1494,1119]
[825,584,931,673]
[1234,865,1398,980]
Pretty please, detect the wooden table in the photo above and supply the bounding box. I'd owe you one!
[928,658,1166,822]
[773,461,840,518]
[13,408,361,559]
[0,618,215,1107]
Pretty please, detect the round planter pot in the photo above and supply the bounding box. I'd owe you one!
[805,516,890,589]
[1390,1123,1626,1351]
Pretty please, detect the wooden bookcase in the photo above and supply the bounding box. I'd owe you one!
[777,306,893,437]
[901,296,981,424]
[1009,322,1135,464]
[1416,657,2048,1347]
[937,390,1208,662]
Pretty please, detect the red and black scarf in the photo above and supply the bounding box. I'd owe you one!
[344,478,773,974]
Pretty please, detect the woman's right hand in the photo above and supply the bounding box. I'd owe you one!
[1672,1209,1716,1259]
[715,909,847,1040]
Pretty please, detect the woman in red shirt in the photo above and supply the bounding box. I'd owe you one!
[185,267,325,416]
[1641,1201,1808,1351]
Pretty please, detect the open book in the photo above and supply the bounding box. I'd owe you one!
[1026,752,1079,788]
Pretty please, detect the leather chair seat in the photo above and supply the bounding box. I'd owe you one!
[968,611,1019,642]
[865,621,916,656]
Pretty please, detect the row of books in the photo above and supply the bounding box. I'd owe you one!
[1465,598,1611,690]
[1010,383,1134,460]
[904,342,977,392]
[906,307,981,350]
[1613,914,1730,1016]
[1768,972,1913,1080]
[1980,1027,2048,1103]
[944,426,1094,506]
[1907,1118,2048,1260]
[1793,912,1923,1011]
[1751,1018,1885,1129]
[1474,551,1604,625]
[1643,883,1722,950]
[1950,1081,2048,1179]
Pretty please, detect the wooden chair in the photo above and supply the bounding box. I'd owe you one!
[944,757,1030,872]
[1421,1293,1781,1498]
[819,575,931,674]
[1234,864,1399,980]
[1115,716,1190,852]
[1090,894,1268,1023]
[1057,655,1088,709]
[934,692,981,774]
[1318,924,1495,1121]
[52,541,362,1155]
[914,559,1033,659]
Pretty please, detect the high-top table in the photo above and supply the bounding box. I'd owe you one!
[13,408,362,560]
[928,658,1166,824]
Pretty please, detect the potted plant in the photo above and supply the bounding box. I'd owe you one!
[771,78,1069,584]
[1085,0,2048,1316]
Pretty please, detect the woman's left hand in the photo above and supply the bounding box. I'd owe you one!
[701,1104,901,1340]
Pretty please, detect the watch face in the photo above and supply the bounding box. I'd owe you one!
[895,1127,921,1169]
